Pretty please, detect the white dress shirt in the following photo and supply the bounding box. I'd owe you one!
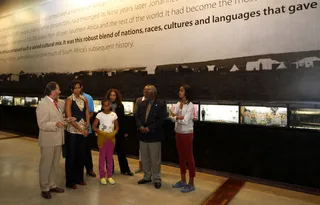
[170,101,194,134]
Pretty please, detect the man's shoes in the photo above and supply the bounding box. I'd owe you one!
[49,187,65,193]
[121,171,134,176]
[154,182,161,189]
[137,179,152,184]
[41,191,52,199]
[87,170,96,177]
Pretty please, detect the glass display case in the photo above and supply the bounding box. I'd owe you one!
[25,97,39,107]
[93,100,102,113]
[123,101,134,115]
[200,104,239,123]
[289,106,320,130]
[166,101,199,120]
[2,96,13,106]
[240,106,287,127]
[14,97,25,106]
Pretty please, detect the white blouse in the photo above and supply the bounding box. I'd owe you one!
[170,101,194,134]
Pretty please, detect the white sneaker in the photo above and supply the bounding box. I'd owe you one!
[100,178,107,185]
[107,177,115,185]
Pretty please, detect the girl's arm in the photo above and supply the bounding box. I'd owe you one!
[92,118,100,133]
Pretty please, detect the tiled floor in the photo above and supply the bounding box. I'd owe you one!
[0,132,319,205]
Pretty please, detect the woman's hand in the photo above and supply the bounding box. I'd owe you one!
[81,130,88,137]
[176,116,184,120]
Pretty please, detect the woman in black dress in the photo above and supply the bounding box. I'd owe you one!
[105,89,134,176]
[65,79,90,189]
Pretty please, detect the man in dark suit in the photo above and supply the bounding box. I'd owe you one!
[133,85,150,173]
[135,85,167,189]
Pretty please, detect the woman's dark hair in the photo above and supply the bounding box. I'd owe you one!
[70,79,83,91]
[44,81,58,96]
[181,84,192,102]
[105,89,123,105]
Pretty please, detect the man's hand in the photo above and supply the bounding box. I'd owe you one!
[56,121,65,127]
[145,127,150,133]
[139,126,146,133]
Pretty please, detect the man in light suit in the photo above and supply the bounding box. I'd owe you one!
[36,82,67,199]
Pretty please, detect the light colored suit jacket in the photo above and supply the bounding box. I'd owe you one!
[36,96,65,147]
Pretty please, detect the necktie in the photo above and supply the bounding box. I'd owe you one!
[145,103,151,122]
[53,101,59,111]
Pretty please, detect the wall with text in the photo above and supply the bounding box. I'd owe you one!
[0,0,319,100]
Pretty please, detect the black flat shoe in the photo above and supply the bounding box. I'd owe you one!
[121,171,134,176]
[86,171,96,177]
[137,179,151,184]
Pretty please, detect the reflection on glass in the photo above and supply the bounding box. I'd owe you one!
[14,97,25,106]
[0,96,2,105]
[123,101,134,115]
[240,106,287,127]
[25,97,39,107]
[93,100,102,113]
[290,108,320,130]
[200,105,239,123]
[2,96,13,106]
[166,103,199,120]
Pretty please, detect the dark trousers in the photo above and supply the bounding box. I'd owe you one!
[65,132,85,187]
[84,133,94,172]
[116,137,131,173]
[106,136,131,173]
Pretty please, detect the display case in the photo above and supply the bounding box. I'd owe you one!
[2,96,14,106]
[93,100,102,113]
[166,101,199,120]
[240,105,287,127]
[200,104,239,123]
[14,97,25,106]
[123,101,134,115]
[289,103,320,130]
[25,97,39,107]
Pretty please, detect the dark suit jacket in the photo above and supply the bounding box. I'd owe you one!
[135,99,167,142]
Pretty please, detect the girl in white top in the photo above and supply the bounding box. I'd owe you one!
[169,85,196,193]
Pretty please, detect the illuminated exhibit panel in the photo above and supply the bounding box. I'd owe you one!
[241,106,287,127]
[93,100,102,113]
[14,97,25,106]
[200,104,239,123]
[123,101,134,115]
[25,97,39,107]
[290,108,320,130]
[2,96,13,106]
